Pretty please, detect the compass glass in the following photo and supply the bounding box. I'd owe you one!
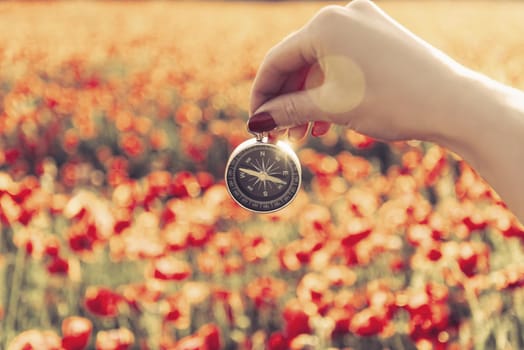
[225,140,301,213]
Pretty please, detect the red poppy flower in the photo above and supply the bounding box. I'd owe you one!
[0,192,21,226]
[501,220,524,240]
[153,256,192,281]
[366,284,397,320]
[196,171,214,192]
[462,213,488,232]
[160,206,177,227]
[350,308,387,337]
[211,231,236,257]
[4,148,20,165]
[95,328,134,350]
[147,171,172,198]
[120,133,144,158]
[113,219,131,235]
[61,316,93,350]
[327,307,354,335]
[7,329,61,350]
[268,332,288,350]
[325,265,357,287]
[63,129,80,154]
[47,255,69,275]
[170,171,201,198]
[69,223,98,253]
[107,157,129,188]
[242,235,273,263]
[283,300,311,339]
[164,306,182,324]
[25,240,34,256]
[457,242,489,277]
[401,149,423,174]
[44,236,61,257]
[60,162,81,188]
[493,266,524,291]
[121,282,163,313]
[337,152,372,183]
[173,335,205,350]
[296,273,330,307]
[389,256,406,272]
[162,293,190,327]
[149,129,169,150]
[455,161,493,201]
[198,324,222,350]
[426,246,443,262]
[406,224,433,248]
[399,286,452,343]
[17,208,35,226]
[224,256,244,275]
[341,218,373,247]
[408,303,450,342]
[187,224,214,248]
[84,287,123,318]
[303,152,340,177]
[422,147,448,186]
[345,130,375,149]
[245,277,287,308]
[293,238,323,265]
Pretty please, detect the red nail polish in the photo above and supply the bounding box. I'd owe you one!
[248,112,277,132]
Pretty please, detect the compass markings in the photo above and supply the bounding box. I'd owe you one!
[226,141,300,213]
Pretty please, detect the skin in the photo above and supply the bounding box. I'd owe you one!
[248,0,524,223]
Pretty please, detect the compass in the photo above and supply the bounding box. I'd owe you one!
[225,135,301,213]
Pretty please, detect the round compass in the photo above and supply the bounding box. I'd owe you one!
[225,136,301,213]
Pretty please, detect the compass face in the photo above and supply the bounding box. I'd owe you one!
[225,139,301,213]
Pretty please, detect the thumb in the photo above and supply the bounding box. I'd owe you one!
[248,88,328,133]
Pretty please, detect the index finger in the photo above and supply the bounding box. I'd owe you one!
[250,28,316,115]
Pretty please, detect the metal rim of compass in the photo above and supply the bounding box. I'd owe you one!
[224,137,302,214]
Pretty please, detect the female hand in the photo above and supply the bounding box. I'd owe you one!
[248,0,524,223]
[248,0,464,142]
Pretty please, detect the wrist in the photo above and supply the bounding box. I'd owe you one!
[430,68,520,167]
[431,67,524,220]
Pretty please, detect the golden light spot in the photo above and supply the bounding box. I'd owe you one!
[307,55,366,115]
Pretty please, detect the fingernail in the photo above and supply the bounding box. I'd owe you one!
[248,112,277,132]
[311,126,322,137]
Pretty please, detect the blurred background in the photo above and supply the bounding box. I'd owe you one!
[1,1,524,349]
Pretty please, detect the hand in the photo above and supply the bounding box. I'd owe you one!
[248,0,465,142]
[247,0,524,223]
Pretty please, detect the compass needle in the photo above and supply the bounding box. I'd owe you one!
[240,167,263,179]
[266,175,287,185]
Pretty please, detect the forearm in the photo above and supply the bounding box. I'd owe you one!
[430,67,524,223]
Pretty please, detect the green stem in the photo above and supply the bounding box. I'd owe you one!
[393,333,406,350]
[2,245,27,348]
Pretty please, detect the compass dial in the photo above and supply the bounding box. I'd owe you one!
[225,139,301,213]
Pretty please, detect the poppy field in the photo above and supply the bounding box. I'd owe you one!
[2,1,524,349]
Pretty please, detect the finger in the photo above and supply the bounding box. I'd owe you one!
[288,124,310,141]
[277,66,311,141]
[280,65,311,94]
[250,86,328,132]
[268,129,287,141]
[311,121,331,137]
[250,28,315,115]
